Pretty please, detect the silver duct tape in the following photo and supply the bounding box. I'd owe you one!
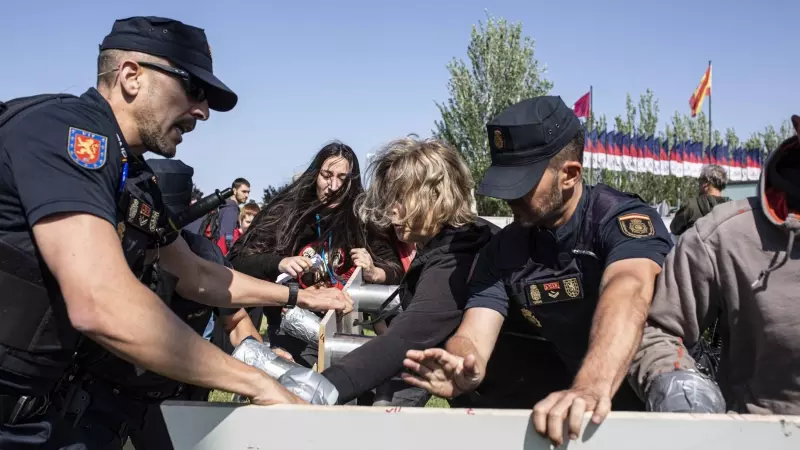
[280,307,321,347]
[327,334,373,365]
[231,338,300,380]
[278,367,339,405]
[348,284,401,313]
[646,370,726,413]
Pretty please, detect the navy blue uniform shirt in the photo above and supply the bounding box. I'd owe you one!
[0,88,176,395]
[466,184,673,317]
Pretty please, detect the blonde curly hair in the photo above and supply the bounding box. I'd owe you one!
[357,137,476,234]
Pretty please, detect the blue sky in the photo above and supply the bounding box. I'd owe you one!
[2,0,797,197]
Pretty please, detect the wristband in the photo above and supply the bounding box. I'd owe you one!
[286,283,299,309]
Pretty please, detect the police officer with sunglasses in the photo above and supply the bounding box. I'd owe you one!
[0,16,352,448]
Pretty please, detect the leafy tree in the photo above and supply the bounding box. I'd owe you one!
[434,11,553,215]
[760,125,779,154]
[724,128,740,150]
[191,184,203,200]
[778,119,795,142]
[744,133,763,150]
[637,89,659,137]
[262,183,290,205]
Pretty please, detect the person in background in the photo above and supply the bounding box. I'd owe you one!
[227,142,403,366]
[218,202,260,255]
[217,177,250,249]
[629,116,800,416]
[319,137,495,406]
[670,164,731,236]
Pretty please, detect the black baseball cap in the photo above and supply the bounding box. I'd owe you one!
[100,16,237,112]
[148,158,195,215]
[477,96,583,200]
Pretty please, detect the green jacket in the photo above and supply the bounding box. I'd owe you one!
[670,194,731,235]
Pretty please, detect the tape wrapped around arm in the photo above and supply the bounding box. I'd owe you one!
[231,337,300,380]
[278,367,339,405]
[645,370,726,413]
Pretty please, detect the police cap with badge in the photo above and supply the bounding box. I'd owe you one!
[477,96,582,200]
[100,16,238,112]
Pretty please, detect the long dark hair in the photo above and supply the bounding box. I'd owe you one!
[230,141,367,258]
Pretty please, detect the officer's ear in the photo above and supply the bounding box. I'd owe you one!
[118,60,144,99]
[560,161,582,189]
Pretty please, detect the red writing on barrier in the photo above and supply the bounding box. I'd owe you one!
[385,407,402,414]
[466,408,475,415]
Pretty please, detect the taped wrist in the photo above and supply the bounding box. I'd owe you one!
[232,337,300,380]
[646,370,726,413]
[278,367,339,406]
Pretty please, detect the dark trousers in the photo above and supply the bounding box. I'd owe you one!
[449,334,644,411]
[44,378,207,450]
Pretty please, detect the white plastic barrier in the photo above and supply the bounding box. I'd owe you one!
[160,401,800,450]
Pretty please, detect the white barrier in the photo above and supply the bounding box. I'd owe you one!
[160,402,800,450]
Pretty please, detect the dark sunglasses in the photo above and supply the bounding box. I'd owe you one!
[137,61,207,103]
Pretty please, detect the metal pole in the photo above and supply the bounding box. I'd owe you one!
[708,60,712,146]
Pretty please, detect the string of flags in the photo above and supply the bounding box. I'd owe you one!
[582,128,764,182]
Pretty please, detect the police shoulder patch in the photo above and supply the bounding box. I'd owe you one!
[67,127,108,170]
[617,213,655,238]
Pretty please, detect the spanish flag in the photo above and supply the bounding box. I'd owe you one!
[689,63,712,117]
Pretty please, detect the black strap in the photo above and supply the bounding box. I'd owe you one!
[352,283,403,328]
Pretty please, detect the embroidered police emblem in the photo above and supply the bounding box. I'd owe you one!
[116,222,126,241]
[150,211,160,233]
[67,127,108,170]
[618,213,655,238]
[139,203,151,227]
[521,309,542,328]
[128,199,139,221]
[493,129,504,150]
[543,281,561,299]
[529,284,542,305]
[563,278,580,298]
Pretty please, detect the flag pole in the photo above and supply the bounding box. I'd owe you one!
[589,85,594,185]
[708,60,712,147]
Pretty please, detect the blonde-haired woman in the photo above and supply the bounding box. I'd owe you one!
[320,137,497,406]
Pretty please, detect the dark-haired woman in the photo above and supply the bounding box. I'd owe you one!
[228,141,403,367]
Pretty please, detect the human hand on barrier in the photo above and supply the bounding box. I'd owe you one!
[279,256,315,277]
[297,285,354,314]
[532,384,612,447]
[401,349,481,398]
[350,248,376,280]
[250,376,309,406]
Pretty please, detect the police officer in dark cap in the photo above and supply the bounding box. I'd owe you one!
[0,16,350,448]
[403,96,673,447]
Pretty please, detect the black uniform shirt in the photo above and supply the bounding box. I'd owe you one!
[0,88,175,395]
[465,185,673,317]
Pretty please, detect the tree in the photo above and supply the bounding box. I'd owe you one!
[637,89,659,137]
[760,125,779,154]
[262,183,290,205]
[779,119,795,143]
[724,128,740,150]
[434,11,553,215]
[744,133,762,150]
[191,184,203,200]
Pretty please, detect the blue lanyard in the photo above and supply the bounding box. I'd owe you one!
[315,214,338,283]
[116,133,129,193]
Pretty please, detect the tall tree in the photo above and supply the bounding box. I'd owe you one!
[725,128,740,150]
[761,125,779,153]
[191,184,204,200]
[262,183,290,205]
[779,118,795,142]
[744,133,762,150]
[637,89,659,136]
[434,11,553,215]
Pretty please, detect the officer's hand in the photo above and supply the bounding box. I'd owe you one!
[532,385,612,447]
[350,248,376,280]
[279,256,314,277]
[400,349,481,398]
[250,381,309,406]
[297,286,354,314]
